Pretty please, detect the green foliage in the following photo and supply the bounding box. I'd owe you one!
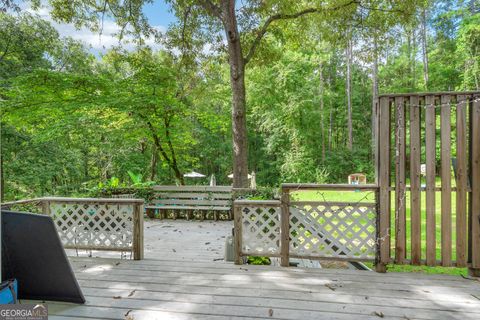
[240,187,280,201]
[87,186,156,202]
[1,2,479,201]
[323,148,375,183]
[247,256,271,265]
[456,12,480,89]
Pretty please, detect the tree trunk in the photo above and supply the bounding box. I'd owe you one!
[412,28,417,91]
[82,148,89,181]
[421,7,429,90]
[146,121,185,185]
[222,1,249,188]
[406,28,416,91]
[346,39,353,151]
[329,108,333,150]
[319,63,326,163]
[0,152,4,201]
[150,145,158,181]
[372,36,379,160]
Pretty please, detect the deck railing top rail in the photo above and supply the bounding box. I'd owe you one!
[378,91,480,98]
[1,197,144,207]
[281,183,379,191]
[41,197,144,204]
[0,198,43,207]
[152,185,232,192]
[234,199,280,206]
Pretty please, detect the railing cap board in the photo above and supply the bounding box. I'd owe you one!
[281,183,379,191]
[234,200,281,206]
[1,198,43,206]
[290,201,376,207]
[2,197,145,206]
[152,185,232,192]
[378,91,480,98]
[41,197,144,204]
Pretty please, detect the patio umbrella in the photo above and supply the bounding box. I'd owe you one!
[250,171,257,190]
[227,173,252,179]
[209,174,216,186]
[183,171,206,178]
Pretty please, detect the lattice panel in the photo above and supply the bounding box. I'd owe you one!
[289,202,376,259]
[48,202,134,250]
[241,206,281,255]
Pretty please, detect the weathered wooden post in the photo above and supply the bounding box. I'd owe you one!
[469,94,480,277]
[41,199,50,215]
[280,187,290,267]
[456,95,468,267]
[133,201,144,260]
[376,96,391,273]
[233,202,242,265]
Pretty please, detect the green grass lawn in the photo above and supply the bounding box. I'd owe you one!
[291,187,468,276]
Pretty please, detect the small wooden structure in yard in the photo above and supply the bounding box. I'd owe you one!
[347,173,367,185]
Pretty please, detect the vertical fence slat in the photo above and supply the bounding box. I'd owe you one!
[456,95,468,267]
[280,189,290,267]
[471,95,480,273]
[425,95,437,266]
[410,95,422,265]
[440,95,452,266]
[233,204,243,265]
[395,97,406,263]
[377,96,391,272]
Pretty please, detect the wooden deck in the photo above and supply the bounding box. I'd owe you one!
[43,220,480,320]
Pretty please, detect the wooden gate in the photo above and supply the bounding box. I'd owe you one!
[374,91,480,275]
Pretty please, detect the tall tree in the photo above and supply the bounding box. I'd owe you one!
[170,0,364,187]
[421,7,429,90]
[371,36,379,157]
[346,37,353,150]
[39,0,418,187]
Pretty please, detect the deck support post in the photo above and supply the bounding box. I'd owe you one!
[374,188,386,273]
[280,188,290,267]
[233,203,243,265]
[375,96,391,273]
[469,95,480,276]
[133,203,144,260]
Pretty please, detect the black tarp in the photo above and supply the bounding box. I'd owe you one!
[2,210,85,303]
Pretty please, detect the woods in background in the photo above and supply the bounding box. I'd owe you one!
[1,0,479,200]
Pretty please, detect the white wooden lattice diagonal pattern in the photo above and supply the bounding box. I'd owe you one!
[289,203,376,259]
[241,206,281,255]
[49,202,134,250]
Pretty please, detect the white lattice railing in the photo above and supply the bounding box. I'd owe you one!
[1,197,145,260]
[39,198,144,259]
[289,201,376,260]
[233,184,379,266]
[234,200,282,257]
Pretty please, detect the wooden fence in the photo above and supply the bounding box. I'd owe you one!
[234,184,378,267]
[1,197,144,260]
[374,91,480,274]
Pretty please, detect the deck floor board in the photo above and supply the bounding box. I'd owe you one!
[36,219,480,320]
